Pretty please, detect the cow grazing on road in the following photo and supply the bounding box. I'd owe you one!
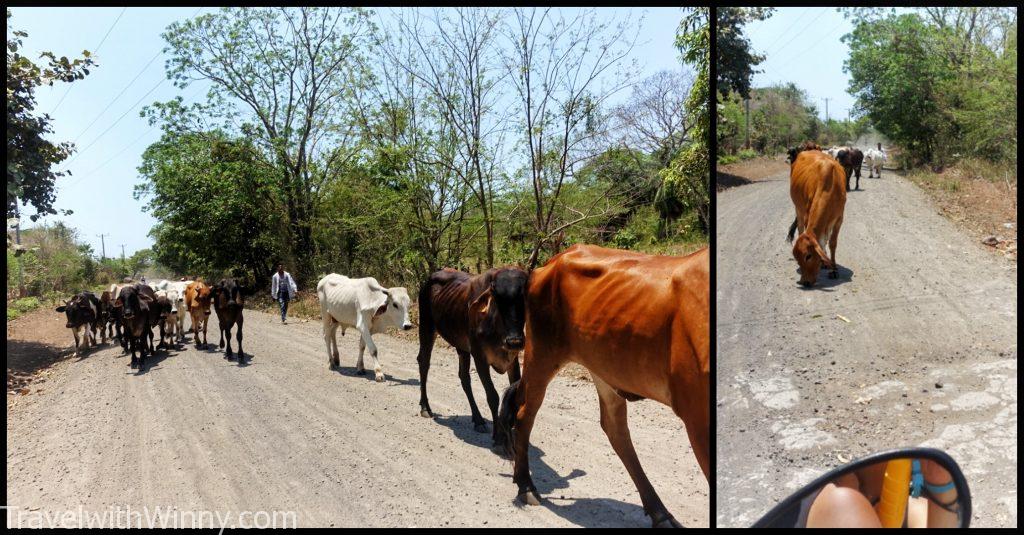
[497,245,710,528]
[865,145,887,178]
[185,280,215,348]
[417,267,526,447]
[212,278,247,362]
[55,291,104,356]
[114,284,162,368]
[317,274,412,381]
[108,283,131,347]
[787,149,847,286]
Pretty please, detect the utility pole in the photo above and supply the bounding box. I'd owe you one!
[120,244,127,278]
[96,233,109,260]
[744,98,751,150]
[823,97,831,123]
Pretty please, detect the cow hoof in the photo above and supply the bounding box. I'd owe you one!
[356,369,366,376]
[329,363,339,370]
[420,409,433,418]
[829,270,839,279]
[517,491,542,506]
[652,516,682,528]
[375,374,385,382]
[474,423,488,433]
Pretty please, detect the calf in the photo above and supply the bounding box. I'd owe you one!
[154,290,180,347]
[212,278,247,362]
[185,280,215,348]
[115,284,161,368]
[787,150,847,286]
[317,274,413,381]
[417,267,526,448]
[55,291,104,356]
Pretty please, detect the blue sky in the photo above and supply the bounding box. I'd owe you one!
[743,7,857,121]
[9,7,685,258]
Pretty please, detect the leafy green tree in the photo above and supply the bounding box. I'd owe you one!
[135,132,289,287]
[151,7,374,284]
[659,8,710,236]
[7,9,95,221]
[716,7,774,100]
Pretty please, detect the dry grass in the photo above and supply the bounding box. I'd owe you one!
[905,159,1017,260]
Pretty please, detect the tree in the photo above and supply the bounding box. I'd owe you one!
[386,8,507,269]
[7,9,95,221]
[135,131,288,287]
[153,7,374,284]
[503,7,642,269]
[716,7,773,100]
[613,69,694,165]
[659,8,710,236]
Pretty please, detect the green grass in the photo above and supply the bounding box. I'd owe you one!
[7,296,42,322]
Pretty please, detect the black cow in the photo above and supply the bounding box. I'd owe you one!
[114,284,163,369]
[212,278,247,363]
[836,147,865,191]
[55,291,104,356]
[417,267,527,450]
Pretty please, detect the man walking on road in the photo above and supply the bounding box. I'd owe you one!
[271,263,298,324]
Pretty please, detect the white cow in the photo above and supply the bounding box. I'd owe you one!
[317,274,413,382]
[865,148,887,178]
[156,287,188,342]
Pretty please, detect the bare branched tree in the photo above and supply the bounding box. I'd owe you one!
[502,7,642,269]
[613,69,694,165]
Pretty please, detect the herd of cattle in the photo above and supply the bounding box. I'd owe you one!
[52,243,709,527]
[784,141,888,286]
[55,278,247,368]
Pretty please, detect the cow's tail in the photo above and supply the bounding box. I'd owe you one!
[787,217,798,243]
[417,279,436,357]
[498,379,521,459]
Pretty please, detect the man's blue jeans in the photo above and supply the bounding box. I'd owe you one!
[278,292,291,322]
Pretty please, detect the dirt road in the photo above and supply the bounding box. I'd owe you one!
[6,310,707,528]
[716,171,1017,527]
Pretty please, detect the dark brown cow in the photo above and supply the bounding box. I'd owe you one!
[212,278,246,363]
[417,267,527,447]
[835,147,865,191]
[498,245,710,527]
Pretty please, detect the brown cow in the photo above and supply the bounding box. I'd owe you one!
[787,149,847,286]
[498,245,709,528]
[185,280,215,348]
[417,267,526,448]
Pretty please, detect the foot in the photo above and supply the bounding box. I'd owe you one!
[420,407,434,418]
[356,368,367,375]
[473,422,488,433]
[652,515,683,528]
[829,270,839,279]
[374,372,385,382]
[516,489,542,506]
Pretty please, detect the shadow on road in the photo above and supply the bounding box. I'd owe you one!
[717,171,754,190]
[331,366,420,386]
[794,265,855,290]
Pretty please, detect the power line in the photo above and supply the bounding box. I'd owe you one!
[64,76,167,169]
[50,7,127,115]
[764,8,828,58]
[68,48,164,147]
[771,18,850,74]
[62,84,208,191]
[64,7,205,164]
[759,7,809,56]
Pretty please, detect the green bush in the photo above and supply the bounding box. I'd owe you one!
[7,296,41,321]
